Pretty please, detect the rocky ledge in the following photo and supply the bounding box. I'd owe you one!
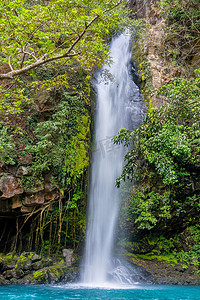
[128,255,200,285]
[0,250,79,285]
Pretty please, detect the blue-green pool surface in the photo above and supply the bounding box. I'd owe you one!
[0,284,200,299]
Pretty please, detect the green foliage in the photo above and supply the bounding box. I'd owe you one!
[128,188,171,230]
[0,0,129,88]
[0,125,18,165]
[0,0,130,115]
[115,68,200,231]
[24,92,90,189]
[0,0,125,71]
[115,68,200,187]
[121,228,200,272]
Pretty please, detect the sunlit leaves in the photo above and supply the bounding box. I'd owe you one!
[0,0,126,74]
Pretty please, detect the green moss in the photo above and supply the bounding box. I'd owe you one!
[33,269,48,282]
[49,266,63,277]
[58,259,65,265]
[18,254,27,262]
[136,253,178,264]
[5,253,13,260]
[15,254,29,269]
[28,253,34,260]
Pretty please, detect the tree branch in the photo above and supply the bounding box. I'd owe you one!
[0,0,122,80]
[8,56,14,71]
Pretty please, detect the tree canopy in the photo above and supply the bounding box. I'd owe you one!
[0,0,125,80]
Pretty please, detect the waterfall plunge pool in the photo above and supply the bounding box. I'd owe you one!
[0,284,200,299]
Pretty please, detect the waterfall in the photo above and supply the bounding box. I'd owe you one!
[81,32,145,286]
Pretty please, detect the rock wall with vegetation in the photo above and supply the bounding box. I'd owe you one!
[116,0,200,284]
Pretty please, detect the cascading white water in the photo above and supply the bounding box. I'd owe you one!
[82,32,145,286]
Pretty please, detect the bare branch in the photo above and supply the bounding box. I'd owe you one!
[21,48,38,62]
[8,56,13,71]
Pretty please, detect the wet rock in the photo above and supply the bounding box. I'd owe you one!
[0,275,9,285]
[64,267,79,283]
[6,264,16,270]
[128,255,200,285]
[10,268,24,279]
[19,274,36,285]
[44,182,57,192]
[9,278,18,284]
[3,270,13,280]
[15,253,34,273]
[12,196,22,209]
[32,261,43,270]
[0,253,18,271]
[20,206,34,213]
[0,251,79,285]
[44,191,59,201]
[21,259,32,271]
[26,185,44,194]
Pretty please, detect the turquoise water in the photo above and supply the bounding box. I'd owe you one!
[0,284,200,299]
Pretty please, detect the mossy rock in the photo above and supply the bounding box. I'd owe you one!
[9,278,18,285]
[47,264,67,283]
[33,269,48,283]
[0,253,18,269]
[32,260,43,271]
[19,274,37,285]
[15,254,32,271]
[33,263,67,284]
[41,258,53,267]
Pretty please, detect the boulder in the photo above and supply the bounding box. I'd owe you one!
[62,249,75,266]
[31,253,41,263]
[32,261,43,270]
[42,258,53,267]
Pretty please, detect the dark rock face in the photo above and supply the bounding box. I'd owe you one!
[129,0,159,23]
[0,162,60,216]
[0,175,24,199]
